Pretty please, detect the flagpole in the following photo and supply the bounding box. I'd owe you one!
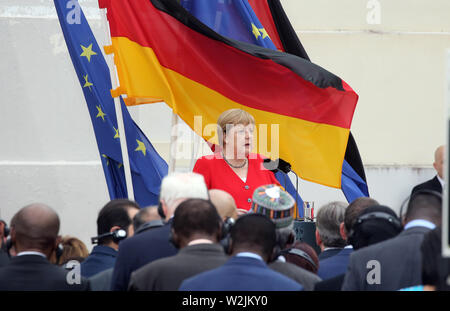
[100,9,135,200]
[169,112,178,173]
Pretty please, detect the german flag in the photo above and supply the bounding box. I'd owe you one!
[248,0,368,197]
[99,0,359,188]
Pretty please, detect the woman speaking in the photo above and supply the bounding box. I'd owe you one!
[193,109,280,215]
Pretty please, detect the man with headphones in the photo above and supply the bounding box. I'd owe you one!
[342,190,442,291]
[111,172,210,291]
[128,198,228,291]
[0,203,89,290]
[81,199,139,278]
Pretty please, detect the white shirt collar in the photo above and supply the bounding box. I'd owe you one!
[437,175,445,188]
[236,252,263,261]
[323,247,342,251]
[17,251,46,258]
[187,239,214,246]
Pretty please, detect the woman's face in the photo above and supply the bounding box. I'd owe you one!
[224,123,254,159]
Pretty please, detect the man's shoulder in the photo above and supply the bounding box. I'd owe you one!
[412,176,441,193]
[119,224,170,251]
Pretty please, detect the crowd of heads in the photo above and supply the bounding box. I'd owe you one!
[0,170,449,291]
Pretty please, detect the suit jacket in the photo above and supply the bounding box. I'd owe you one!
[111,221,177,291]
[179,256,303,291]
[317,248,353,281]
[0,255,89,291]
[128,243,228,291]
[81,245,117,278]
[314,274,345,291]
[89,268,113,291]
[342,226,431,291]
[318,248,342,261]
[269,260,321,291]
[0,249,9,268]
[411,176,442,195]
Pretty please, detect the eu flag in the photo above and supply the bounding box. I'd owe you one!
[54,0,168,207]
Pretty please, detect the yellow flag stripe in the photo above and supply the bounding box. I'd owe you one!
[110,37,348,188]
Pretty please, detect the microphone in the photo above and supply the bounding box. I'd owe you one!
[263,158,299,213]
[263,158,291,174]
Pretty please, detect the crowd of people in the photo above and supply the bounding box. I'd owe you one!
[0,107,448,291]
[0,167,448,291]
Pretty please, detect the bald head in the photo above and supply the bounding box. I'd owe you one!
[433,145,445,178]
[209,189,238,220]
[11,203,60,253]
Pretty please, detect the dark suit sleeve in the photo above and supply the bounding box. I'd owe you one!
[341,253,361,291]
[111,241,133,291]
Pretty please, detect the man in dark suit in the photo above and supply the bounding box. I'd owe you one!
[411,145,444,195]
[0,203,89,290]
[342,191,442,290]
[128,198,227,290]
[81,199,139,278]
[315,205,402,291]
[179,214,303,291]
[111,172,209,291]
[317,197,379,281]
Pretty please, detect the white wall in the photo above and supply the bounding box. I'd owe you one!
[0,0,448,249]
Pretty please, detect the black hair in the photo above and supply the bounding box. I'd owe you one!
[349,205,402,250]
[133,206,157,231]
[97,199,139,244]
[230,214,276,259]
[405,192,442,225]
[344,197,379,233]
[172,199,222,240]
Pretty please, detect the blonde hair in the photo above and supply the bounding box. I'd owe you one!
[217,109,255,145]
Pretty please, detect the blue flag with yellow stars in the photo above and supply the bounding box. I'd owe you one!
[181,0,277,49]
[54,0,168,207]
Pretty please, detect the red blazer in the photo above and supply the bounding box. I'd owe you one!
[193,153,280,213]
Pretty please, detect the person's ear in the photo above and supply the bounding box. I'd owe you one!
[170,229,181,249]
[315,229,321,246]
[227,238,234,255]
[10,227,16,246]
[340,222,347,240]
[109,225,121,233]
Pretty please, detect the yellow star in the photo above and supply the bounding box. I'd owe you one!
[83,74,93,91]
[96,105,106,122]
[251,23,261,39]
[135,139,147,156]
[113,127,120,139]
[259,27,270,39]
[102,154,109,166]
[80,44,97,62]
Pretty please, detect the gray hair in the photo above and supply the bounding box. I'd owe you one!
[316,201,347,248]
[160,172,209,210]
